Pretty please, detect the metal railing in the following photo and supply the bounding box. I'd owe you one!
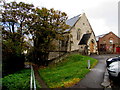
[30,65,36,90]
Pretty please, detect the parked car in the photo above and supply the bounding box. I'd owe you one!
[106,56,120,78]
[106,56,120,67]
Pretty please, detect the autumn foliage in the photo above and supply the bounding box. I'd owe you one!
[1,1,69,75]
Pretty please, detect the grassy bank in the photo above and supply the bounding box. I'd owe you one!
[2,69,41,89]
[39,54,98,88]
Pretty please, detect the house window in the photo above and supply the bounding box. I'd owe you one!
[87,30,89,33]
[109,38,113,44]
[77,28,80,40]
[109,40,113,44]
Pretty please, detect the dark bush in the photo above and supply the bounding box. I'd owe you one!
[2,53,25,77]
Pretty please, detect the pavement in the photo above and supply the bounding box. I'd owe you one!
[33,65,48,88]
[101,69,111,88]
[71,54,118,88]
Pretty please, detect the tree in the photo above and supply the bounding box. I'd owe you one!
[28,7,69,65]
[2,1,70,69]
[2,1,35,76]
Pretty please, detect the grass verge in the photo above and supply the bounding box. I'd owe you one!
[2,69,41,89]
[39,54,98,88]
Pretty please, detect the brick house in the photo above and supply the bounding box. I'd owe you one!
[96,32,120,54]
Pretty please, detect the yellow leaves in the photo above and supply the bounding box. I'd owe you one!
[50,8,55,13]
[49,78,80,88]
[63,78,80,88]
[61,12,67,16]
[90,60,98,69]
[54,14,60,19]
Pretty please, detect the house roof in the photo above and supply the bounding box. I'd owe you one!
[79,33,91,45]
[96,34,106,41]
[65,14,81,32]
[96,32,120,41]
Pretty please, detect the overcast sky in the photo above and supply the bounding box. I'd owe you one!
[6,0,119,36]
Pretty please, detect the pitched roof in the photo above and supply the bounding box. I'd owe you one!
[79,33,91,45]
[96,32,120,41]
[96,34,106,41]
[65,14,81,32]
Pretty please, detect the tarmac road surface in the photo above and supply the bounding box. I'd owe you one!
[71,54,119,88]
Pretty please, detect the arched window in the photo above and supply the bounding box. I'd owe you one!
[77,28,80,40]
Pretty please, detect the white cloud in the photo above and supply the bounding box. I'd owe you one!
[89,18,118,36]
[5,0,119,36]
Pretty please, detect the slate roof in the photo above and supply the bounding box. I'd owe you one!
[96,34,106,41]
[96,32,120,41]
[79,33,91,45]
[65,14,81,32]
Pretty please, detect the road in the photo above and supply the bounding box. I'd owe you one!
[71,54,119,88]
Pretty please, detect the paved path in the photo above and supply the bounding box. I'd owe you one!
[71,54,118,88]
[33,65,48,88]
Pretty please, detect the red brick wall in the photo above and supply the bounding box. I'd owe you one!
[98,32,120,53]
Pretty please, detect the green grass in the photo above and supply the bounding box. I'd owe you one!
[2,69,41,89]
[39,54,98,88]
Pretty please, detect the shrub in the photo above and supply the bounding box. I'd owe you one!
[2,69,41,89]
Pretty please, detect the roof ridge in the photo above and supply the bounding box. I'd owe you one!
[65,14,81,32]
[67,14,81,21]
[97,33,106,37]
